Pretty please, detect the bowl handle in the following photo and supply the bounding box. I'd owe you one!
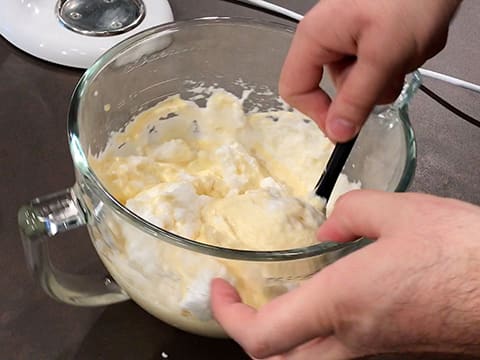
[18,187,129,306]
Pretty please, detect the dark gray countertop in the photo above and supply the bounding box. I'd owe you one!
[1,1,479,359]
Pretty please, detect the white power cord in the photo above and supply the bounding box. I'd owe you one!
[417,69,480,93]
[239,0,303,21]
[236,0,480,94]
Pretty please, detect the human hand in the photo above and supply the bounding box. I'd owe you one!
[211,190,480,359]
[280,0,461,142]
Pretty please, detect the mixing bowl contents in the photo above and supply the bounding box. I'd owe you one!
[92,88,360,249]
[89,87,360,335]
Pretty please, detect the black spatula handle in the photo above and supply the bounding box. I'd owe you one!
[315,136,358,200]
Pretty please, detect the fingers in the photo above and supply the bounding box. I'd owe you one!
[328,62,405,105]
[278,49,333,134]
[325,56,401,142]
[279,1,411,143]
[211,279,359,360]
[280,30,403,143]
[279,16,345,134]
[317,190,408,243]
[211,278,337,359]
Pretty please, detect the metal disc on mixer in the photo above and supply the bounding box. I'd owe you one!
[0,0,173,68]
[57,0,146,36]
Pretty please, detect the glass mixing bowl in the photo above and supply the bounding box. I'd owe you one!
[18,17,418,337]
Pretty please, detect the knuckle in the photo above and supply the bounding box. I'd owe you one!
[295,15,321,46]
[319,267,355,334]
[244,337,274,359]
[296,16,311,36]
[334,189,362,212]
[337,91,373,121]
[361,40,398,69]
[349,0,373,28]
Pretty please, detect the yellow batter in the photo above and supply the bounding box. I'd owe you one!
[91,90,357,251]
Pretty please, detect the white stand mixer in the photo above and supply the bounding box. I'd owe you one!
[0,0,173,68]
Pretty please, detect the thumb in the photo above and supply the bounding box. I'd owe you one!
[325,58,400,142]
[211,277,336,359]
[317,190,408,243]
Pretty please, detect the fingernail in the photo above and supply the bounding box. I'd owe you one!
[327,118,358,142]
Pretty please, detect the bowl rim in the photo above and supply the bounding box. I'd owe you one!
[67,16,417,262]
